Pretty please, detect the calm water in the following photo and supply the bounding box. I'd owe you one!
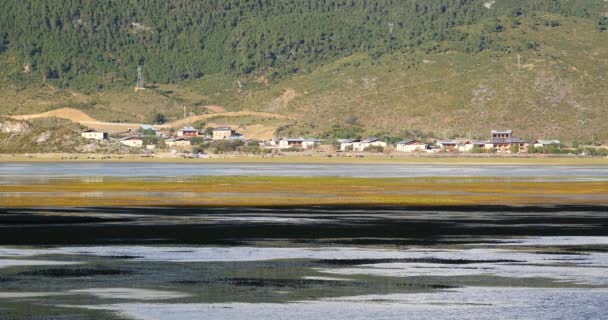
[0,162,607,179]
[0,163,607,319]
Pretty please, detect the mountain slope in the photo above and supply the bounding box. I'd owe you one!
[188,15,608,142]
[1,1,607,142]
[1,0,605,89]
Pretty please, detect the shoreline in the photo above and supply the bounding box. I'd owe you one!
[1,153,607,165]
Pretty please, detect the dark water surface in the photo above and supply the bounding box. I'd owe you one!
[0,205,607,320]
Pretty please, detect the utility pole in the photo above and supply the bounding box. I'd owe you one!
[183,106,186,119]
[135,65,145,90]
[388,23,394,34]
[517,54,521,71]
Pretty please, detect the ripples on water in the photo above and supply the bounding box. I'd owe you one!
[0,206,607,320]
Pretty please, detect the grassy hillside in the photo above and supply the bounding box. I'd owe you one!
[225,15,608,142]
[1,2,607,142]
[0,117,133,153]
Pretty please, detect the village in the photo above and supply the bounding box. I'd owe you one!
[78,124,578,157]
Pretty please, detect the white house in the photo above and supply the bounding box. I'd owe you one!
[277,138,304,149]
[458,140,493,152]
[534,140,561,148]
[81,129,108,140]
[302,138,324,149]
[357,137,387,151]
[339,138,359,151]
[437,140,459,151]
[120,136,143,148]
[341,137,387,152]
[395,139,428,152]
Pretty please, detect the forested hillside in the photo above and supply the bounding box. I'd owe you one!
[0,0,605,90]
[1,0,608,142]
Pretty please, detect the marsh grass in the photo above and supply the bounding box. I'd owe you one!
[1,176,606,207]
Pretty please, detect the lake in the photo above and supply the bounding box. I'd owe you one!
[1,162,607,179]
[0,162,606,319]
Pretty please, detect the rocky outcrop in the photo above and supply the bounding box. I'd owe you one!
[0,119,30,134]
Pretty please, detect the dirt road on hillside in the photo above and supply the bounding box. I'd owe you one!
[9,108,293,137]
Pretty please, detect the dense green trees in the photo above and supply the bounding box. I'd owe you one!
[0,0,602,90]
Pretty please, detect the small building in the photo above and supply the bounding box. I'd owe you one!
[120,136,143,148]
[490,130,528,153]
[165,137,191,147]
[213,126,236,140]
[492,137,528,153]
[355,137,387,152]
[278,138,305,149]
[339,139,358,151]
[459,140,492,152]
[340,138,387,152]
[302,138,325,149]
[269,138,280,146]
[81,129,108,140]
[534,140,561,148]
[491,130,513,140]
[177,127,199,137]
[437,140,459,151]
[395,139,428,152]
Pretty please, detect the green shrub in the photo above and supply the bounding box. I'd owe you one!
[190,137,206,145]
[209,139,244,154]
[471,147,485,154]
[510,144,520,153]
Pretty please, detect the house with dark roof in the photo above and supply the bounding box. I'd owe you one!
[81,129,108,140]
[395,139,428,152]
[277,138,305,149]
[339,137,387,152]
[437,139,459,151]
[212,126,236,140]
[491,130,513,140]
[490,130,528,153]
[177,127,199,137]
[119,136,143,148]
[358,137,387,151]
